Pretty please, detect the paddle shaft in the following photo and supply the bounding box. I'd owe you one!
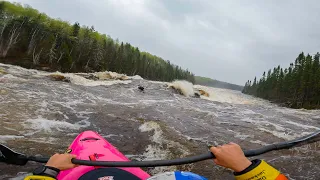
[2,130,320,167]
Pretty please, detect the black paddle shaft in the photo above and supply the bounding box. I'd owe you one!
[70,133,319,168]
[2,130,320,167]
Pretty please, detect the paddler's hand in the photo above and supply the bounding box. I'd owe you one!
[45,153,77,170]
[210,142,252,172]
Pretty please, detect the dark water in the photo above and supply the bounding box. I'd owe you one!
[0,63,319,180]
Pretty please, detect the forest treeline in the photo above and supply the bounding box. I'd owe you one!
[195,76,243,91]
[0,1,195,82]
[243,52,320,109]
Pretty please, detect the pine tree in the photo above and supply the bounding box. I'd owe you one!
[0,2,195,83]
[243,52,320,109]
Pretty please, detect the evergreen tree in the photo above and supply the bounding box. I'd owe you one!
[0,1,195,83]
[243,52,320,109]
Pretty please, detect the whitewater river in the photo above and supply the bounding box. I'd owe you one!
[0,63,319,180]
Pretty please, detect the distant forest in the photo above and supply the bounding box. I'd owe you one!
[0,1,195,83]
[195,76,243,91]
[243,52,320,109]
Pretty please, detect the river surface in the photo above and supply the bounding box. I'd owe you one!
[0,63,319,180]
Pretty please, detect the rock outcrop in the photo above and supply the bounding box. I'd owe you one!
[48,74,71,83]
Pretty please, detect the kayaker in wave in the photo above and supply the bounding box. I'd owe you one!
[24,142,287,180]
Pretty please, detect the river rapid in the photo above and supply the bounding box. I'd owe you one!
[0,63,319,180]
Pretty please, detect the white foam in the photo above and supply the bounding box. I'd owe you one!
[103,134,120,139]
[3,126,17,131]
[139,99,175,105]
[241,109,259,115]
[1,74,27,81]
[96,71,129,80]
[149,80,167,84]
[139,121,163,144]
[258,128,292,140]
[234,132,251,140]
[276,108,313,115]
[130,75,143,80]
[264,122,286,131]
[75,70,141,82]
[28,137,59,144]
[1,63,40,76]
[22,117,90,134]
[312,115,320,119]
[139,121,172,173]
[193,85,212,98]
[240,118,286,131]
[186,106,218,117]
[250,140,269,146]
[48,72,132,86]
[0,63,11,67]
[241,117,255,123]
[0,135,24,143]
[51,99,86,113]
[194,85,268,105]
[139,121,189,174]
[285,121,320,130]
[258,128,311,140]
[168,80,194,97]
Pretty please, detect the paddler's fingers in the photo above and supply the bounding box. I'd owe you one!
[69,154,78,166]
[228,142,236,145]
[210,146,221,156]
[213,158,224,166]
[210,147,223,166]
[64,152,76,158]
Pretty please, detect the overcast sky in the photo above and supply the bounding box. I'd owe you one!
[8,0,320,85]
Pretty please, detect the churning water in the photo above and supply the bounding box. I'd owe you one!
[0,63,319,179]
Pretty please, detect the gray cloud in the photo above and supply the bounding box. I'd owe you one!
[8,0,320,85]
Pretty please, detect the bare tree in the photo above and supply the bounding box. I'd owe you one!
[32,45,43,65]
[27,26,40,55]
[0,21,7,42]
[48,34,58,64]
[84,39,94,70]
[93,47,103,68]
[0,13,13,56]
[1,19,25,57]
[56,51,64,63]
[0,12,11,42]
[0,22,7,53]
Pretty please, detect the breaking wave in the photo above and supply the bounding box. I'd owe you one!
[167,80,195,97]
